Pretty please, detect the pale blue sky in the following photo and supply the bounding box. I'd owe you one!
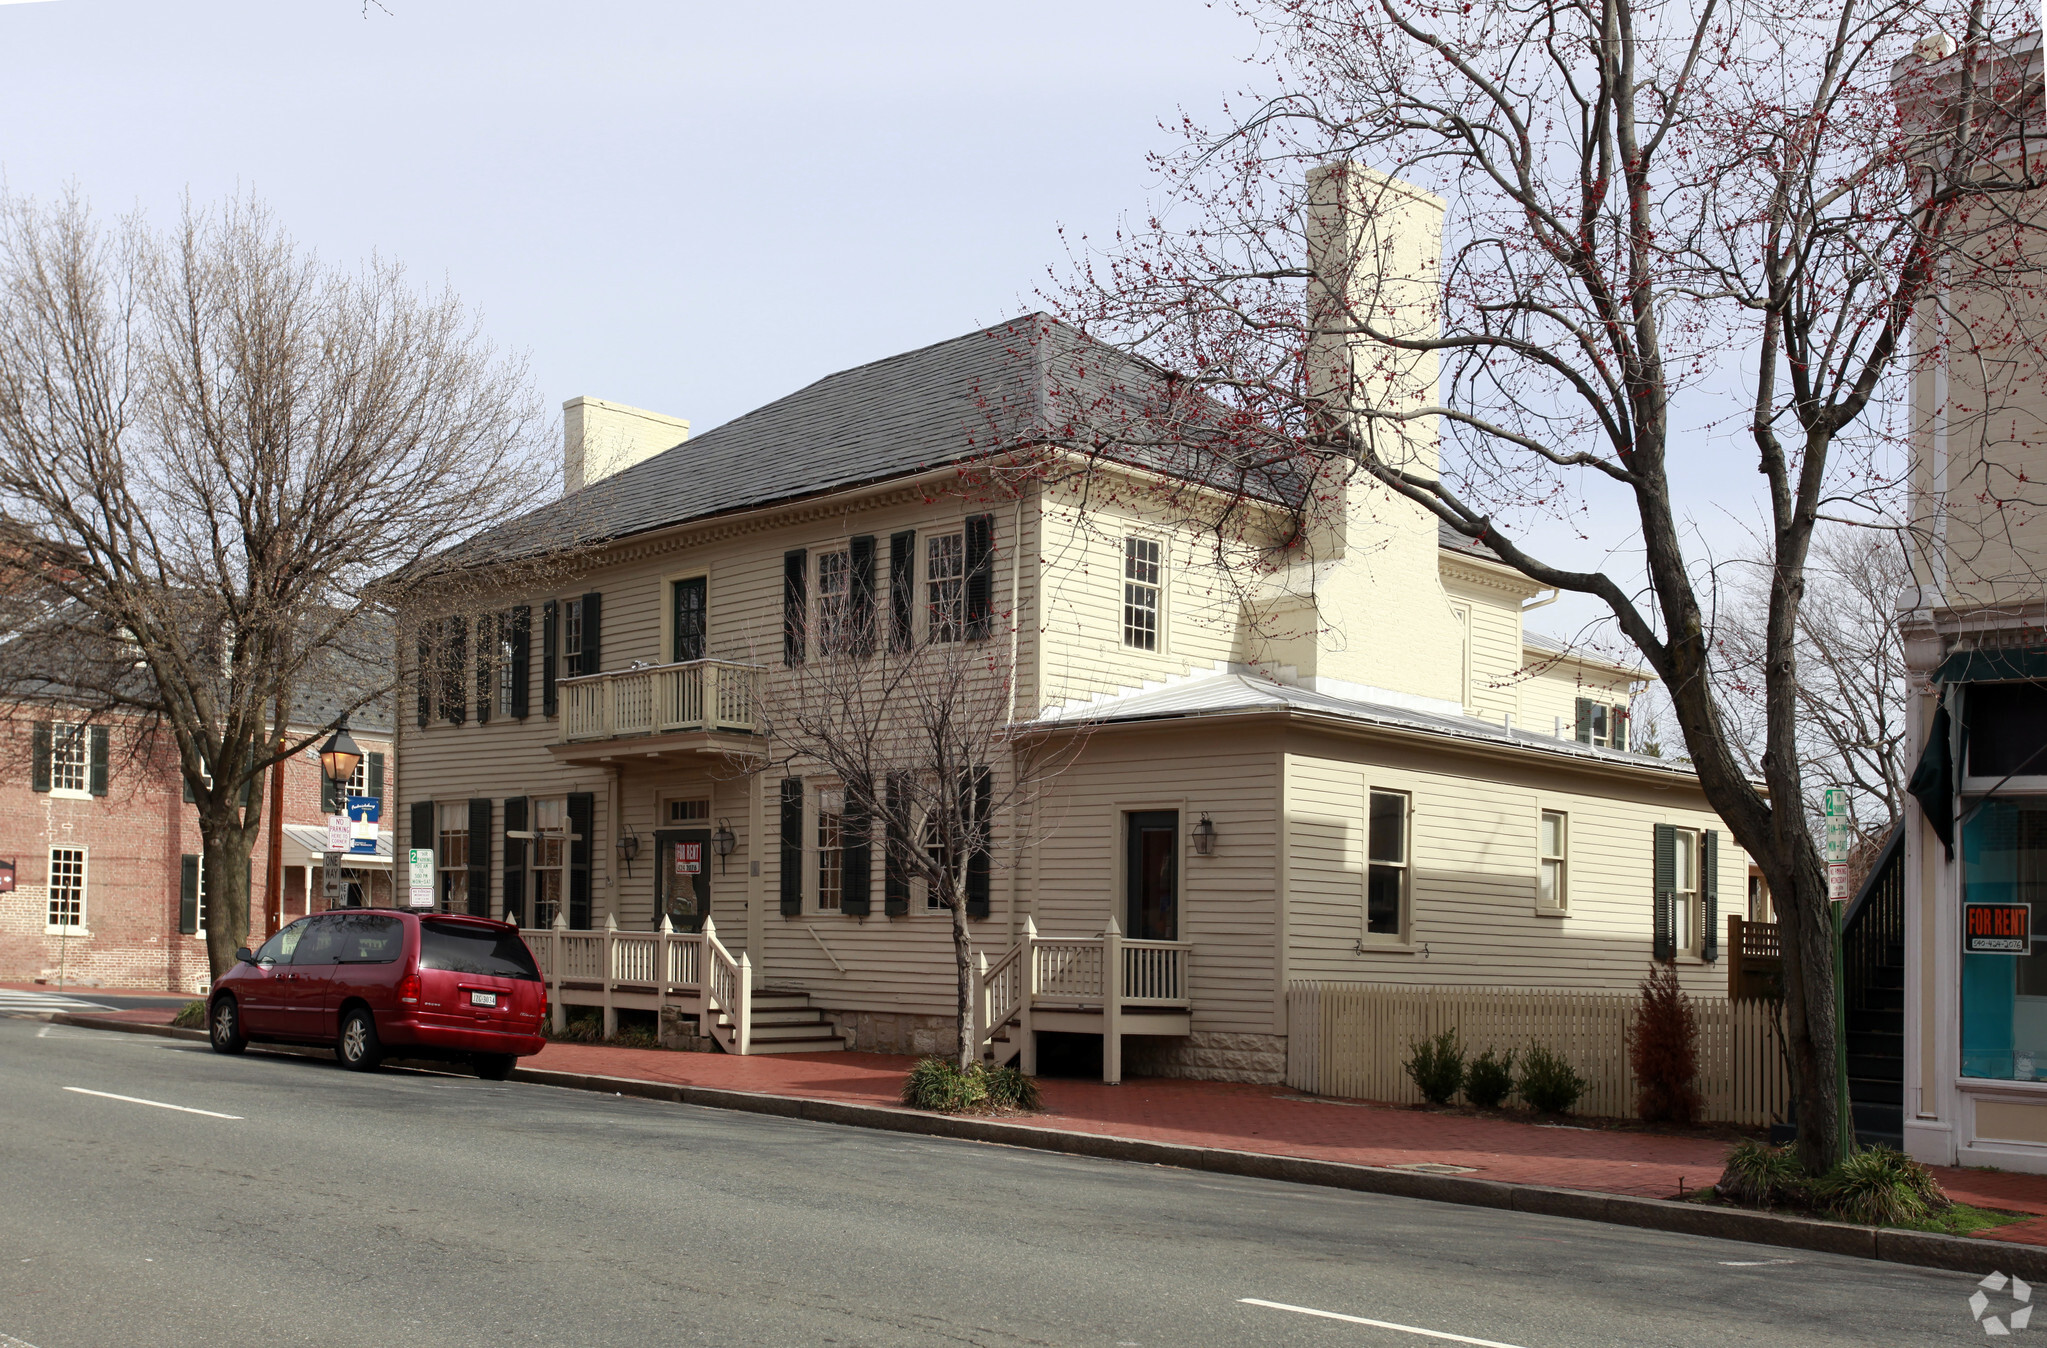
[0,0,1258,432]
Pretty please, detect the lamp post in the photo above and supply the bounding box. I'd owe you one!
[318,720,363,908]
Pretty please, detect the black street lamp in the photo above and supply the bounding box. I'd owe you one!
[318,719,363,791]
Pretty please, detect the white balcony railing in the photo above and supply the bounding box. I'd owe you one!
[558,659,764,743]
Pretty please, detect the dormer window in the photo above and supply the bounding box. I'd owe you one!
[1574,698,1628,751]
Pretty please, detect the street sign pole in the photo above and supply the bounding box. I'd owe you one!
[1824,787,1856,1161]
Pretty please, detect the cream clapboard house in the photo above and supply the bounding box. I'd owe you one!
[399,183,1739,1084]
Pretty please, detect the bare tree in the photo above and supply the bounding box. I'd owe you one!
[0,191,550,981]
[758,563,1083,1072]
[1714,525,1912,850]
[1052,2,2047,1169]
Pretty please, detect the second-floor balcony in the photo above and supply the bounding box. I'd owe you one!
[556,659,766,757]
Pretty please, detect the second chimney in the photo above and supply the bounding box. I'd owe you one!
[563,396,690,494]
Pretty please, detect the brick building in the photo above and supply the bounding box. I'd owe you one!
[0,708,393,994]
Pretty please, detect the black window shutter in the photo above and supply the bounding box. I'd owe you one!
[888,530,916,652]
[1700,830,1720,962]
[509,605,531,719]
[502,796,528,925]
[567,791,594,929]
[541,600,559,717]
[783,550,807,666]
[883,773,909,916]
[368,752,385,802]
[411,800,436,857]
[320,770,340,814]
[444,616,467,726]
[467,797,493,917]
[475,614,494,725]
[673,578,706,663]
[1575,697,1594,744]
[849,535,877,657]
[965,766,992,919]
[779,777,804,915]
[88,725,109,797]
[31,721,50,793]
[964,513,995,640]
[416,633,433,727]
[1652,823,1676,962]
[182,770,194,804]
[580,591,602,675]
[842,775,872,917]
[179,854,200,934]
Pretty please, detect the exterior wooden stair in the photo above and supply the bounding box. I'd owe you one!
[716,989,848,1055]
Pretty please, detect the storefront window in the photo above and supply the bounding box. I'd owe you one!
[1961,799,2047,1079]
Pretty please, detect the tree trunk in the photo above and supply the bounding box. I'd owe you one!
[199,813,260,982]
[950,884,974,1072]
[1778,858,1845,1172]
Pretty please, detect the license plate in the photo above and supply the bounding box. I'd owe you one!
[470,991,497,1008]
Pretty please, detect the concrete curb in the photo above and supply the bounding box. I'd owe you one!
[46,1013,2045,1281]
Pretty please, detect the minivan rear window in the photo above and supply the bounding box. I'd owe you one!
[418,920,541,981]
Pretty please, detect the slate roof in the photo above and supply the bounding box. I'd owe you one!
[1037,669,1692,776]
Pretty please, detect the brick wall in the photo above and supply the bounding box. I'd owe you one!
[0,712,392,993]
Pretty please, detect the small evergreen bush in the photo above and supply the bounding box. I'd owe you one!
[900,1058,1044,1113]
[1631,962,1702,1124]
[1715,1140,1806,1208]
[1518,1045,1587,1114]
[1815,1146,1951,1226]
[170,1000,207,1030]
[1464,1047,1517,1109]
[1403,1028,1466,1105]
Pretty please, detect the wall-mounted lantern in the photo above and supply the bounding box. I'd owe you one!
[1192,813,1217,857]
[712,819,737,874]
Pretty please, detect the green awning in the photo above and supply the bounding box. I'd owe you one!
[1934,647,2047,683]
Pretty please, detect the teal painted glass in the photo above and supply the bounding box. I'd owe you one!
[1960,801,2047,1079]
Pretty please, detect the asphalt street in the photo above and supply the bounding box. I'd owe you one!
[0,1014,2012,1347]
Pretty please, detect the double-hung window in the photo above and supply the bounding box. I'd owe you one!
[437,802,471,913]
[1575,697,1629,750]
[1123,537,1161,651]
[816,787,845,911]
[50,724,89,797]
[47,847,86,931]
[817,550,851,655]
[1366,790,1410,937]
[530,797,566,928]
[1538,810,1568,911]
[564,599,586,677]
[926,533,965,643]
[1670,826,1700,954]
[497,617,518,711]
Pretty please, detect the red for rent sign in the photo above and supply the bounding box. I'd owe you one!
[1966,903,2032,954]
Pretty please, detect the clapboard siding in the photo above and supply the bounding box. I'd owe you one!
[1283,729,1737,998]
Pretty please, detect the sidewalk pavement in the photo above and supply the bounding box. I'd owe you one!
[52,1002,2047,1247]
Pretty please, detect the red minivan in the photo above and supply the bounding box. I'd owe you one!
[209,910,547,1079]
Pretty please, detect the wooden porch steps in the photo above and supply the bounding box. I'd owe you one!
[717,989,848,1055]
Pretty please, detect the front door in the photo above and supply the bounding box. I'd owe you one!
[1125,811,1179,942]
[655,829,711,932]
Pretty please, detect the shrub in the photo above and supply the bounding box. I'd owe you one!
[1404,1028,1466,1105]
[1464,1048,1517,1109]
[1631,962,1702,1124]
[1518,1045,1587,1114]
[983,1063,1043,1111]
[170,1000,207,1030]
[1815,1146,1951,1226]
[901,1058,1044,1113]
[1715,1140,1806,1208]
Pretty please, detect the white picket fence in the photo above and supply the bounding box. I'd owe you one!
[1284,983,1790,1126]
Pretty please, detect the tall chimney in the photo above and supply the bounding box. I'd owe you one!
[563,396,690,494]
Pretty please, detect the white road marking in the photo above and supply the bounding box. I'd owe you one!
[0,989,114,1014]
[1720,1259,1797,1267]
[62,1087,242,1120]
[1,1333,46,1348]
[1240,1298,1532,1348]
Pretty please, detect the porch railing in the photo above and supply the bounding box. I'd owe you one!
[524,913,750,1054]
[558,659,765,743]
[972,917,1192,1083]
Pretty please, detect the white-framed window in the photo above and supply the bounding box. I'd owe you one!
[50,723,89,797]
[1123,536,1161,651]
[1365,790,1409,938]
[530,796,566,928]
[1539,810,1568,911]
[668,799,709,824]
[1671,826,1701,954]
[816,786,845,911]
[817,549,851,653]
[1575,697,1629,750]
[47,846,86,931]
[564,598,586,677]
[498,615,518,711]
[927,532,965,643]
[438,801,471,913]
[346,754,369,799]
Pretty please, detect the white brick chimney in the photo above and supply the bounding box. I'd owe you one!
[562,396,690,494]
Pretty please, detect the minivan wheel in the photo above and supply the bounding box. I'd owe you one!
[337,1007,383,1072]
[475,1054,517,1082]
[209,997,246,1055]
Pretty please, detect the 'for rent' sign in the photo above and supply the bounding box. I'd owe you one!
[1967,903,2032,954]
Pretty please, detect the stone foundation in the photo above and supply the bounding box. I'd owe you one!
[823,1009,961,1056]
[657,1005,717,1053]
[1123,1031,1288,1084]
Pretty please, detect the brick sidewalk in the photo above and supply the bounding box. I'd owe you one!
[65,1004,2047,1245]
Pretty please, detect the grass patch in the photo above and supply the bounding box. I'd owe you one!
[1895,1203,2030,1238]
[169,1000,206,1030]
